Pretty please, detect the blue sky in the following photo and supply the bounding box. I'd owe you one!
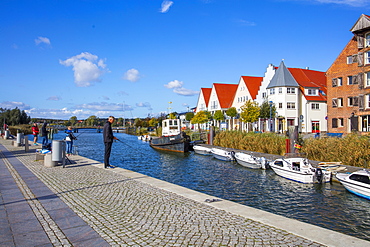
[1,0,369,120]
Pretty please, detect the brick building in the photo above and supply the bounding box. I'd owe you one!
[327,14,370,133]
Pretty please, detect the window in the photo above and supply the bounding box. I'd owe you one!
[365,51,370,65]
[278,103,283,109]
[366,72,370,87]
[366,33,370,47]
[332,98,338,108]
[367,95,370,108]
[278,88,282,94]
[348,76,353,85]
[311,103,319,110]
[338,77,343,86]
[287,102,295,109]
[307,89,317,95]
[287,88,296,94]
[262,92,267,98]
[347,56,353,64]
[270,88,275,95]
[332,78,337,87]
[339,118,344,127]
[338,98,343,107]
[348,96,359,106]
[332,118,338,128]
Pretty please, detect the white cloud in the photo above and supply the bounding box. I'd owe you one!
[123,68,140,82]
[75,102,124,111]
[164,80,183,89]
[47,96,62,101]
[0,101,30,110]
[35,36,51,46]
[173,87,199,96]
[160,1,173,13]
[59,52,108,87]
[164,80,199,96]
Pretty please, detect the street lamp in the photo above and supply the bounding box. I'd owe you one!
[269,101,273,132]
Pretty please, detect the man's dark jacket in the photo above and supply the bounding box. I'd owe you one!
[103,121,114,143]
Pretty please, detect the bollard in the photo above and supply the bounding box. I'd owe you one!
[44,153,57,167]
[52,140,63,162]
[24,136,29,152]
[16,133,22,147]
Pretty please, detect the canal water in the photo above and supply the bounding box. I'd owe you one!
[49,129,370,241]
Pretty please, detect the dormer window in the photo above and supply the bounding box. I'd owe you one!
[307,89,317,95]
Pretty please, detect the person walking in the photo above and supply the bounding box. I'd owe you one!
[41,122,49,146]
[65,126,77,156]
[32,123,39,145]
[103,116,117,169]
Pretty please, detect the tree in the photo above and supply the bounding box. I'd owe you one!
[213,110,224,128]
[240,100,260,132]
[226,107,237,130]
[149,118,159,127]
[169,112,177,119]
[260,100,276,119]
[69,116,77,126]
[185,112,194,122]
[86,115,98,126]
[191,111,210,131]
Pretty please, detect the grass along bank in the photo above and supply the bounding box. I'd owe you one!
[213,131,370,168]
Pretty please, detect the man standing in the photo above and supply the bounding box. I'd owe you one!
[103,116,117,169]
[41,122,49,146]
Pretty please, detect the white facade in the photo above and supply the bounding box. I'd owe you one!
[232,77,253,113]
[255,64,276,105]
[195,88,211,113]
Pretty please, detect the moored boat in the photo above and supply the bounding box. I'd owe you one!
[211,147,235,161]
[149,119,191,153]
[270,157,331,183]
[193,145,212,155]
[336,170,370,200]
[234,152,268,169]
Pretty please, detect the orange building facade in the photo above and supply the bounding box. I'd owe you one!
[326,14,370,133]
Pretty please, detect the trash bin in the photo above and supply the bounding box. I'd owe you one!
[52,140,63,162]
[4,130,9,139]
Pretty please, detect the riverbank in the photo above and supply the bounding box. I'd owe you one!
[1,138,369,246]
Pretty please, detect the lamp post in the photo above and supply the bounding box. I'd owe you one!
[269,101,273,132]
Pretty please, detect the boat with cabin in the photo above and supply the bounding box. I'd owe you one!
[336,169,370,200]
[269,157,331,183]
[149,119,191,152]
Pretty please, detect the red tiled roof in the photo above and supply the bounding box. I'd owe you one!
[241,76,263,100]
[200,88,212,107]
[288,68,327,101]
[213,83,238,108]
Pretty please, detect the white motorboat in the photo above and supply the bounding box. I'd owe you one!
[234,152,268,169]
[269,157,331,183]
[211,148,235,161]
[336,170,370,200]
[193,145,212,155]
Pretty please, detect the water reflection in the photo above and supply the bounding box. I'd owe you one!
[50,130,370,241]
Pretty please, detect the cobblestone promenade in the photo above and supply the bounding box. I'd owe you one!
[1,138,368,246]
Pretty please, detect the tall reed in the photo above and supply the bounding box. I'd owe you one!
[302,133,370,168]
[213,131,286,155]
